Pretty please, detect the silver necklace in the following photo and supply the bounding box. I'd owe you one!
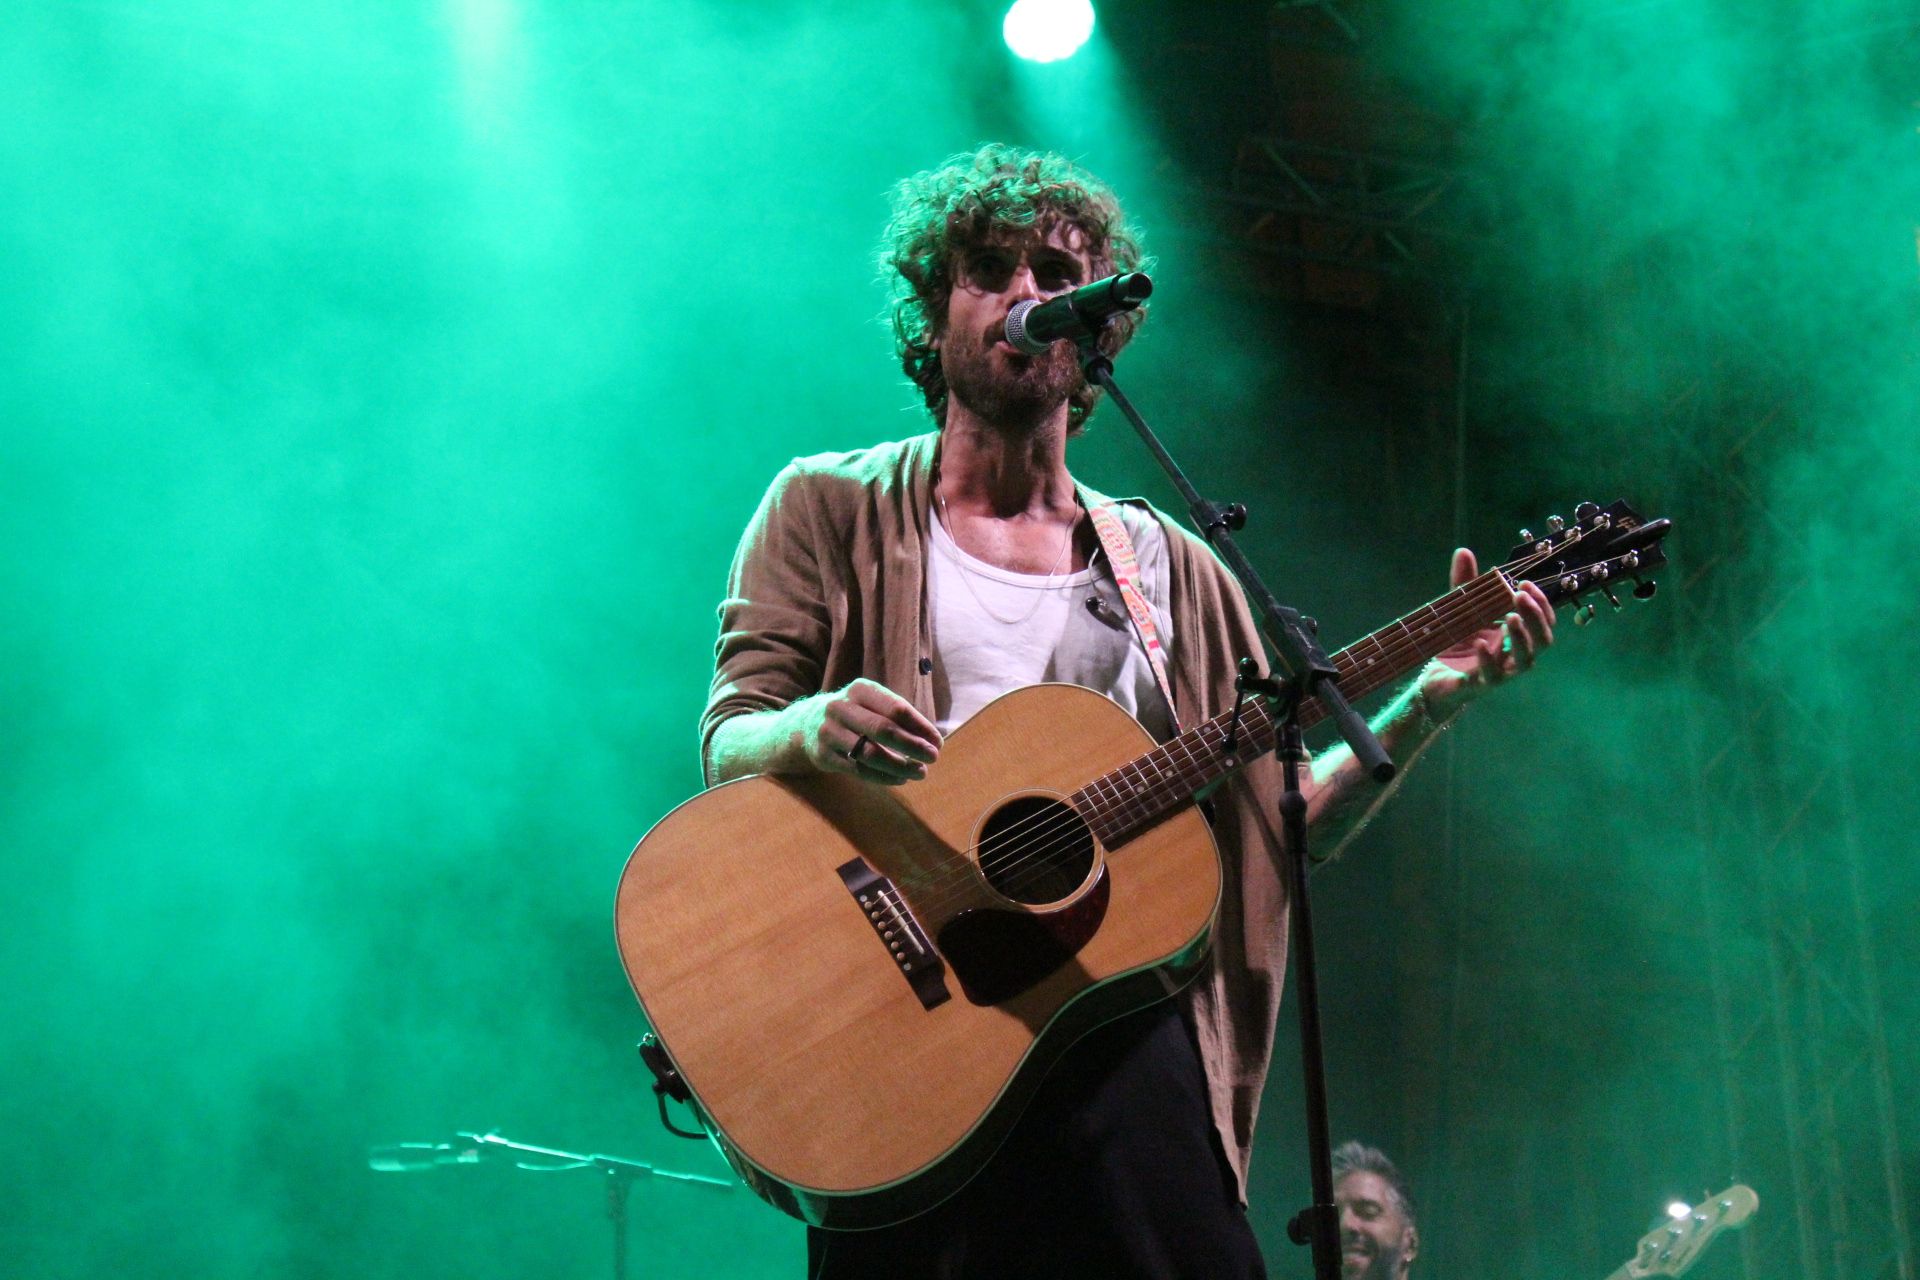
[935,489,1077,627]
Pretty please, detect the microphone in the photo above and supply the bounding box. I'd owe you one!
[1004,272,1153,355]
[367,1141,483,1172]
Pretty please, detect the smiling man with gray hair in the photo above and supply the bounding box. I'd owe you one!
[1332,1141,1421,1280]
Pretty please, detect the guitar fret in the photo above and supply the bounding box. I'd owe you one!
[1084,571,1515,848]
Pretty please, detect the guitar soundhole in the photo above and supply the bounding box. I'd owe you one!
[976,796,1096,906]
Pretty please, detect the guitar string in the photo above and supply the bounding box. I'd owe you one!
[886,549,1566,917]
[885,524,1606,911]
[901,582,1500,915]
[950,570,1518,908]
[901,564,1535,913]
[897,588,1489,915]
[890,552,1566,909]
[919,517,1633,913]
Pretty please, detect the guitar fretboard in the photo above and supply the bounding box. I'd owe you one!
[1072,569,1516,847]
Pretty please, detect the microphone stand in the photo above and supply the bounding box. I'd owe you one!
[371,1129,732,1280]
[1079,335,1390,1280]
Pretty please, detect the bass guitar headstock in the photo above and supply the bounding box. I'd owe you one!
[1619,1184,1759,1278]
[1502,499,1672,626]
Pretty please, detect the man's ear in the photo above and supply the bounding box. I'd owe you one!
[1403,1224,1419,1267]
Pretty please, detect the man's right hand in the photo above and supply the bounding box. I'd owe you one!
[789,679,942,784]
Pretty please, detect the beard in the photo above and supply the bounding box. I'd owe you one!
[1343,1238,1407,1280]
[940,321,1083,432]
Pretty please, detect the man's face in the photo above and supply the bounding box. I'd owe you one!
[937,222,1093,431]
[1336,1171,1419,1280]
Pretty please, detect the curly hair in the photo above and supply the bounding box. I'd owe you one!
[881,143,1149,434]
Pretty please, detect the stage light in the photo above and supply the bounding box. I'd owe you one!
[1667,1200,1692,1220]
[1003,0,1095,64]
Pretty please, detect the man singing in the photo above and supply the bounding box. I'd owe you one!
[702,143,1553,1279]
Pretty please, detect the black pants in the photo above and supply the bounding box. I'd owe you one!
[806,1001,1268,1280]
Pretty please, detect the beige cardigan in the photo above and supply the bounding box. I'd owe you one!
[701,431,1290,1201]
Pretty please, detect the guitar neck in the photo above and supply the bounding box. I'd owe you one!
[1077,569,1517,846]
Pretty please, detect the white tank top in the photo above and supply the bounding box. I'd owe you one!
[927,502,1175,741]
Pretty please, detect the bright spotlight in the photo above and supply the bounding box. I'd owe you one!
[1003,0,1095,64]
[1667,1201,1692,1220]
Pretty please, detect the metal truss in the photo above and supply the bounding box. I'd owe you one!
[1224,134,1496,287]
[1662,357,1912,1280]
[1226,2,1501,302]
[1267,0,1367,50]
[1233,3,1917,1276]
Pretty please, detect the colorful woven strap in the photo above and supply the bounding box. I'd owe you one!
[1085,497,1182,733]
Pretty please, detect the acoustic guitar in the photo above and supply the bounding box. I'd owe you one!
[615,501,1670,1228]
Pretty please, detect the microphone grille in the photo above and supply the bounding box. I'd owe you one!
[1003,300,1046,355]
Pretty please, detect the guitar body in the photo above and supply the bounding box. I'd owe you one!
[614,684,1222,1228]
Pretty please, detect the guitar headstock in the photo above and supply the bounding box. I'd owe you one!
[1502,499,1672,626]
[1622,1184,1759,1278]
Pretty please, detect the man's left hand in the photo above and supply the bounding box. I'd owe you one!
[1422,547,1555,717]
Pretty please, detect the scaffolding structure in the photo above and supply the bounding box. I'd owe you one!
[1224,0,1496,310]
[1228,3,1915,1277]
[1663,358,1912,1280]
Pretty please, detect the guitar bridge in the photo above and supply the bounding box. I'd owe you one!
[836,856,950,1010]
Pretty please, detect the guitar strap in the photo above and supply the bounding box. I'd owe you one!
[1084,496,1183,733]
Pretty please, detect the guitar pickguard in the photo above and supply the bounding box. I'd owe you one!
[936,868,1111,1005]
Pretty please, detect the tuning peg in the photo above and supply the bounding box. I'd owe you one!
[1546,514,1566,534]
[1517,527,1533,542]
[1633,578,1658,600]
[1574,500,1599,522]
[1574,601,1597,627]
[1602,586,1623,611]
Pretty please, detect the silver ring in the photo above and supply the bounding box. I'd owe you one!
[846,733,871,762]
